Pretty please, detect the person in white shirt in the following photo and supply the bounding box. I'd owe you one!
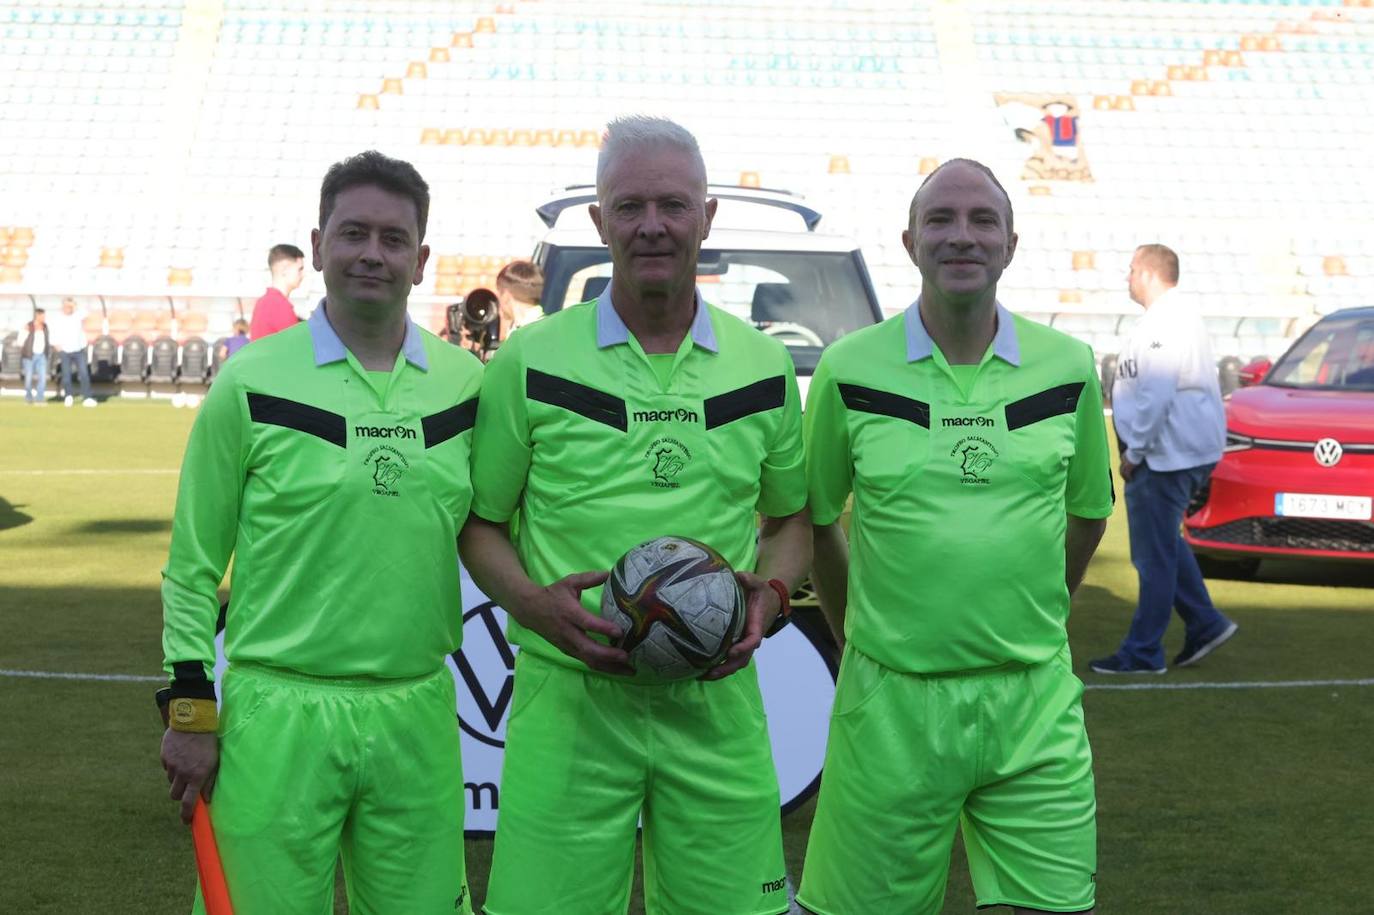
[48,298,97,407]
[1091,244,1237,675]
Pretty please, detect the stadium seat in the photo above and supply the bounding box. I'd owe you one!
[0,333,21,379]
[180,336,209,384]
[208,337,228,380]
[147,335,179,383]
[120,334,149,382]
[90,334,118,382]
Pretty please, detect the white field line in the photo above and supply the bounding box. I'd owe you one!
[1084,678,1374,691]
[1,668,1371,691]
[0,668,165,683]
[0,469,178,475]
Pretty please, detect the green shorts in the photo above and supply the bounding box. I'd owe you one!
[797,644,1096,915]
[483,651,788,915]
[192,663,472,915]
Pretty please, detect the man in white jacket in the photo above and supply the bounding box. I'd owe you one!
[1090,244,1238,674]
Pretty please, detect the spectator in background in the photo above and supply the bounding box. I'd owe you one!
[1090,244,1237,675]
[21,309,50,405]
[496,258,545,331]
[458,259,545,357]
[248,243,306,339]
[217,319,251,363]
[49,297,96,407]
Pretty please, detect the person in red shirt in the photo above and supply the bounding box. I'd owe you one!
[248,243,306,339]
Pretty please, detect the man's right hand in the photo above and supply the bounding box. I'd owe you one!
[511,571,634,676]
[161,729,219,825]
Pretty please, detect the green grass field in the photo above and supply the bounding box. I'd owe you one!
[2,397,1372,914]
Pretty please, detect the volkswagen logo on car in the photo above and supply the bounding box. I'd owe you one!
[1313,437,1343,468]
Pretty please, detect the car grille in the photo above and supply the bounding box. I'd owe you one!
[1191,518,1374,553]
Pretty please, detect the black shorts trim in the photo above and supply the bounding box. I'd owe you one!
[704,375,786,430]
[838,383,930,428]
[422,396,478,448]
[246,392,347,447]
[526,369,627,431]
[1004,382,1085,431]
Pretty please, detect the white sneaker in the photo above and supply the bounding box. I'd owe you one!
[64,395,74,407]
[82,398,97,407]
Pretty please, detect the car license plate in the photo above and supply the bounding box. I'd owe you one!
[1275,493,1373,521]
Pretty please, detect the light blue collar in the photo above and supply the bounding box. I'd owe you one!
[904,298,1020,367]
[595,285,719,353]
[308,300,429,371]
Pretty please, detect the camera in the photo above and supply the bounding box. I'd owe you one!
[447,287,501,358]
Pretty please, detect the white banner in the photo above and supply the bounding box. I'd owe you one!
[213,565,838,836]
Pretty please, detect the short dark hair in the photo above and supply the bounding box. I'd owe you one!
[495,259,544,305]
[267,244,304,269]
[319,150,430,241]
[909,158,1015,236]
[1134,243,1180,285]
[33,307,45,315]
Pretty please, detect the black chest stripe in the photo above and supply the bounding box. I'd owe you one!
[247,393,346,447]
[526,369,627,431]
[704,375,786,430]
[1005,382,1085,431]
[838,383,930,428]
[422,397,478,448]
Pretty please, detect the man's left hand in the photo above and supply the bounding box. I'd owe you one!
[1120,457,1139,482]
[700,571,779,681]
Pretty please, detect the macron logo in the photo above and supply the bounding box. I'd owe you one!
[941,416,993,428]
[355,424,417,440]
[632,407,699,424]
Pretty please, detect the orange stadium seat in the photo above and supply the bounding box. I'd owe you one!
[134,310,163,334]
[357,94,379,110]
[828,155,851,174]
[1323,256,1349,277]
[168,268,193,287]
[421,128,443,145]
[0,267,22,285]
[107,311,134,339]
[179,311,209,338]
[430,47,451,63]
[406,62,427,80]
[83,313,105,339]
[475,18,496,33]
[4,249,28,268]
[451,32,474,48]
[11,227,34,248]
[436,256,462,275]
[381,78,403,95]
[435,277,461,296]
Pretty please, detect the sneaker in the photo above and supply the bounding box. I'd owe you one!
[1089,655,1166,675]
[81,397,97,407]
[1174,621,1239,668]
[64,395,74,407]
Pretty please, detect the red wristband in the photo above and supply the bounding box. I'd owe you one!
[765,579,791,619]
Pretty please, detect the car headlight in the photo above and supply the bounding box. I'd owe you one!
[1224,430,1254,453]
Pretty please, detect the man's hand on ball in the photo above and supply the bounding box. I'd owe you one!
[517,570,634,676]
[700,571,777,681]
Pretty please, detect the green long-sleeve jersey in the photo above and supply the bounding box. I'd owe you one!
[161,306,481,692]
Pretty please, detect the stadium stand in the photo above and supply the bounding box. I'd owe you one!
[2,0,1371,397]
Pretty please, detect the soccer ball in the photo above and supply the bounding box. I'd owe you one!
[600,535,746,682]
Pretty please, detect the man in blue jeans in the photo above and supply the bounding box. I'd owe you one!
[21,309,51,405]
[1091,244,1237,675]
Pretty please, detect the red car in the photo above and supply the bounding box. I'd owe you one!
[1185,306,1374,576]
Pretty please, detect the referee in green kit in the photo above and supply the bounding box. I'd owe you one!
[461,115,811,915]
[797,159,1113,915]
[158,151,480,914]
